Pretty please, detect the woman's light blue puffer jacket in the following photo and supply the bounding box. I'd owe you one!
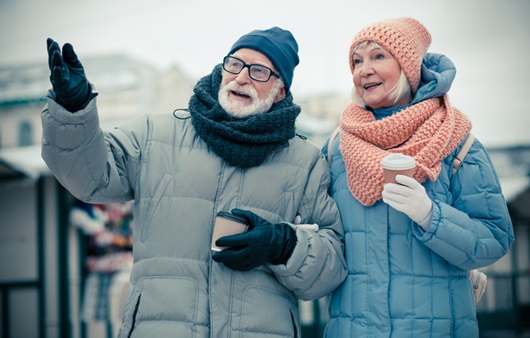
[323,53,514,338]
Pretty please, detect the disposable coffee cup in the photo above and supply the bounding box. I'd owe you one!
[211,211,249,252]
[381,153,416,184]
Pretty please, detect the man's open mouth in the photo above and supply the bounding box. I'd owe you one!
[231,90,251,98]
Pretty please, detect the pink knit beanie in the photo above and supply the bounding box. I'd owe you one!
[349,17,432,94]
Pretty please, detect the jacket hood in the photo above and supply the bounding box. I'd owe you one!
[370,52,457,120]
[412,52,456,104]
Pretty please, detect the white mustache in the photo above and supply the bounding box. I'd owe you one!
[223,82,258,100]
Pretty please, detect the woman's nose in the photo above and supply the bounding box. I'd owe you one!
[359,61,374,76]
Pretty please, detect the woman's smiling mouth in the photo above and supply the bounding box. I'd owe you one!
[364,82,382,90]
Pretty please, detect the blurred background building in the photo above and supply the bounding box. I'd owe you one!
[0,56,529,338]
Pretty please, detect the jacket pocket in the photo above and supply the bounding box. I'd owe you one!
[239,287,299,337]
[117,286,141,338]
[140,173,173,242]
[290,308,300,338]
[119,276,201,337]
[127,294,141,338]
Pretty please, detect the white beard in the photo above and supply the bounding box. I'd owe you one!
[218,81,282,118]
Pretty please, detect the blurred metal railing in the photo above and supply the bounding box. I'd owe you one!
[477,271,530,334]
[300,297,329,338]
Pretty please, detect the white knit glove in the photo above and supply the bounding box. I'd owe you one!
[382,175,433,230]
[469,269,487,304]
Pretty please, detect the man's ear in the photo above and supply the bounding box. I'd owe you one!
[273,86,287,103]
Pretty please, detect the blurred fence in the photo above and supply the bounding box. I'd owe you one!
[477,271,530,335]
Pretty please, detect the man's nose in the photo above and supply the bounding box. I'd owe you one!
[235,66,252,84]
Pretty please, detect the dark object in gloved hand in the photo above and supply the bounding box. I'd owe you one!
[212,209,297,271]
[46,38,96,112]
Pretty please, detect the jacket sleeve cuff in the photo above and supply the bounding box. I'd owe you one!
[413,200,441,242]
[268,228,309,277]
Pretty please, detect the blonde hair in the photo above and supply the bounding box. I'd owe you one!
[350,41,412,108]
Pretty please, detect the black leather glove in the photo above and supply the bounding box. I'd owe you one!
[46,38,96,112]
[212,209,297,271]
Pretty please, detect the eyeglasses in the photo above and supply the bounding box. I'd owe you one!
[222,56,280,82]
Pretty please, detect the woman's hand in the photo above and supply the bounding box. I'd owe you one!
[382,174,433,230]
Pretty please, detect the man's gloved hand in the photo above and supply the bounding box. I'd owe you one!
[382,174,433,230]
[212,209,297,271]
[46,38,95,112]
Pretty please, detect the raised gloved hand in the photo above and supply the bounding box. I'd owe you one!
[382,174,433,230]
[212,209,297,271]
[46,38,95,112]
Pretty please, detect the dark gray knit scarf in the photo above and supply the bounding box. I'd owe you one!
[188,64,301,169]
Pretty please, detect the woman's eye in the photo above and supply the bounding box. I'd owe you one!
[353,58,362,65]
[375,53,385,60]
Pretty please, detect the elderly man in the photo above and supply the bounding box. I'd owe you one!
[42,27,347,337]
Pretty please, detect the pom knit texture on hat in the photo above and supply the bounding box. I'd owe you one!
[339,95,471,206]
[349,17,432,93]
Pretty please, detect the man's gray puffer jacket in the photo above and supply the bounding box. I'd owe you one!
[41,96,348,338]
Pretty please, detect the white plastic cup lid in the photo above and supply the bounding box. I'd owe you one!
[381,153,416,170]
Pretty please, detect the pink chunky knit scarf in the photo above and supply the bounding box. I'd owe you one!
[339,95,472,206]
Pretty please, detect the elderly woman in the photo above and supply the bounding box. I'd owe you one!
[323,17,514,337]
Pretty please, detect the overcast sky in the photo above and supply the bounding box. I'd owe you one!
[1,0,529,147]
